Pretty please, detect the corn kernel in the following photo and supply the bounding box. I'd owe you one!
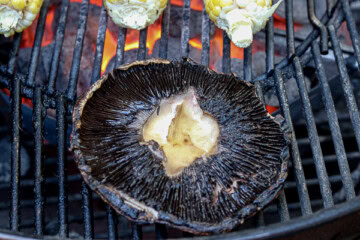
[11,0,26,10]
[209,11,217,22]
[205,5,210,14]
[219,0,233,8]
[0,0,44,36]
[212,6,221,16]
[28,2,39,13]
[208,0,214,10]
[256,0,266,7]
[211,0,219,7]
[161,0,167,8]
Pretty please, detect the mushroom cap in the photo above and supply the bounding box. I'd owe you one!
[71,58,290,235]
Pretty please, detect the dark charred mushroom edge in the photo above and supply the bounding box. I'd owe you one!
[70,58,290,235]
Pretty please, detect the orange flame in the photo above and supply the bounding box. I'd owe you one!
[19,0,298,82]
[101,18,162,74]
[211,28,244,59]
[125,19,162,54]
[101,29,117,74]
[42,6,55,46]
[20,6,56,48]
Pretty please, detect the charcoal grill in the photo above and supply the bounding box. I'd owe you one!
[0,0,360,239]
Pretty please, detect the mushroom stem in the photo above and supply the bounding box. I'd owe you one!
[143,87,219,177]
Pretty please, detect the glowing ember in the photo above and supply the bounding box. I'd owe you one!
[101,29,117,74]
[42,6,56,47]
[266,105,279,114]
[273,13,302,31]
[71,0,102,7]
[171,0,203,11]
[101,18,162,74]
[189,37,202,49]
[211,28,244,60]
[1,89,33,108]
[147,19,162,54]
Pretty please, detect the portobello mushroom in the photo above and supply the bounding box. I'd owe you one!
[70,58,290,235]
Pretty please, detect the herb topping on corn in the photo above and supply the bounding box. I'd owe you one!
[0,0,44,37]
[205,0,282,48]
[104,0,168,30]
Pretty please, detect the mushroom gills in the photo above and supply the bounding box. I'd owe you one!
[142,87,220,177]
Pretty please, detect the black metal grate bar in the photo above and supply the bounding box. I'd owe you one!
[82,6,110,239]
[33,87,44,235]
[81,181,94,240]
[159,2,171,59]
[274,69,312,216]
[48,0,70,94]
[307,0,328,54]
[90,6,108,85]
[66,0,90,101]
[7,33,23,75]
[266,17,274,72]
[311,41,356,201]
[277,191,290,222]
[329,25,360,161]
[8,35,22,230]
[138,28,148,60]
[0,174,80,191]
[26,0,50,86]
[255,0,344,83]
[10,74,21,231]
[326,0,333,16]
[131,223,143,240]
[341,0,360,67]
[244,46,252,82]
[181,0,191,58]
[201,2,210,66]
[222,33,231,74]
[284,174,359,189]
[266,16,290,222]
[107,206,117,240]
[293,57,334,208]
[285,0,295,56]
[115,28,127,67]
[155,224,167,240]
[56,95,68,238]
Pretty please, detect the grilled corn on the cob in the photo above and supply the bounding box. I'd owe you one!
[205,0,282,48]
[104,0,168,30]
[0,0,44,37]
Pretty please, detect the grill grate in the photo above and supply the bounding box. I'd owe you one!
[0,0,360,239]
